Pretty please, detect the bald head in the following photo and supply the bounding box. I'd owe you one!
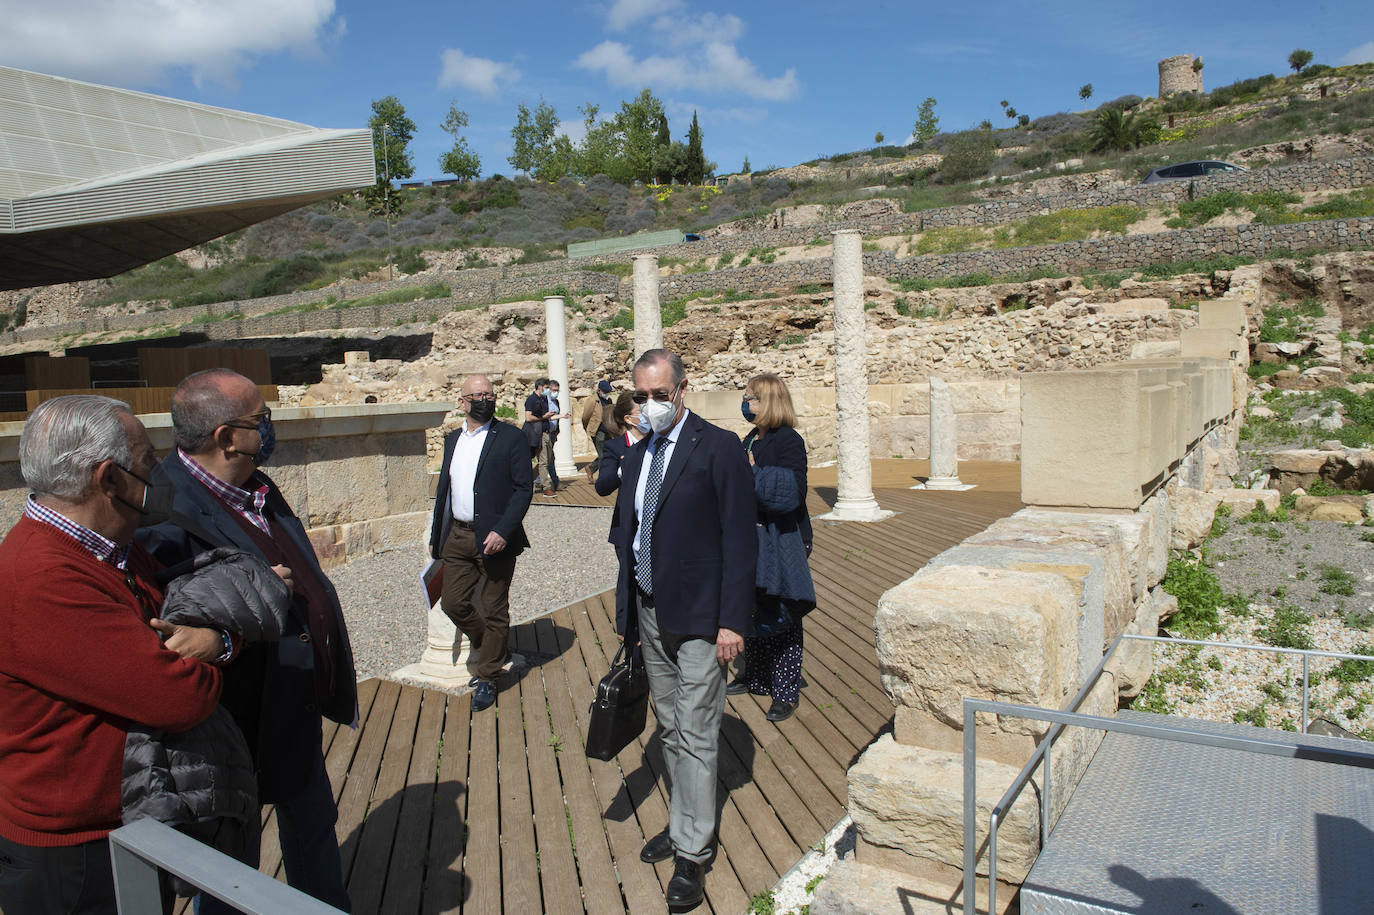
[171,369,262,454]
[461,374,494,398]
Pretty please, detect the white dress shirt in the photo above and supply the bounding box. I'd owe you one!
[448,419,491,522]
[633,408,690,558]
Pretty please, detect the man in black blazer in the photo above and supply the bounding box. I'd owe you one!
[430,374,533,711]
[613,349,756,908]
[139,369,356,913]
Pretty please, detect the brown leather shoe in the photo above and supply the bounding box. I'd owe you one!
[542,488,555,496]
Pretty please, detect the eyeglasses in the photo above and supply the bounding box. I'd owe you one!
[632,388,678,405]
[463,392,496,402]
[225,407,270,431]
[742,394,760,402]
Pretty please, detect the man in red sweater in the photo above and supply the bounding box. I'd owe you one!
[0,395,224,915]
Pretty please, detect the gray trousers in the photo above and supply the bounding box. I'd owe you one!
[637,596,725,862]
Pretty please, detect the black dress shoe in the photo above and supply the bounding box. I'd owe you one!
[725,679,749,696]
[765,699,797,722]
[665,856,704,907]
[640,830,674,863]
[471,680,497,712]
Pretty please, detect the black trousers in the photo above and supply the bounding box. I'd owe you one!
[0,832,121,915]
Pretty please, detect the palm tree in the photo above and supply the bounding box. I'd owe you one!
[1089,107,1161,152]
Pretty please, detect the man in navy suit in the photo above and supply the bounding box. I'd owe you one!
[430,374,533,712]
[613,348,756,908]
[139,369,356,913]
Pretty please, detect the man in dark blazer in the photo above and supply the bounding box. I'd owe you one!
[430,374,533,712]
[613,348,756,908]
[138,369,356,913]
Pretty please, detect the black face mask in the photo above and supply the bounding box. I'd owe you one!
[115,464,175,528]
[466,398,496,423]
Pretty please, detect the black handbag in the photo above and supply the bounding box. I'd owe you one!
[585,643,649,761]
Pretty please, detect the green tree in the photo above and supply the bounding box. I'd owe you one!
[1005,105,1018,120]
[368,96,416,212]
[1288,49,1314,73]
[1088,107,1161,152]
[742,155,751,174]
[939,131,997,182]
[874,131,885,144]
[437,103,481,182]
[508,99,560,178]
[654,112,671,182]
[1079,83,1093,103]
[616,89,667,184]
[685,110,706,185]
[1017,113,1030,127]
[913,97,939,146]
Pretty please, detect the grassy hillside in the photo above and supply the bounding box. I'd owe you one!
[34,62,1374,318]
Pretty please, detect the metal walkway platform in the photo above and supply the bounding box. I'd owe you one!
[1020,710,1374,914]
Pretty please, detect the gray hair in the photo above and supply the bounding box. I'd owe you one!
[171,369,249,453]
[633,348,686,387]
[20,395,134,499]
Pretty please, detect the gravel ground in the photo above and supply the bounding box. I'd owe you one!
[331,504,617,681]
[1146,513,1374,737]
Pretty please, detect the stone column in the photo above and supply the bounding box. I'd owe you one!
[819,230,892,523]
[546,295,577,477]
[921,377,969,490]
[632,254,663,358]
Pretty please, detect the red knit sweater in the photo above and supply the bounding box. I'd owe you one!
[0,516,222,847]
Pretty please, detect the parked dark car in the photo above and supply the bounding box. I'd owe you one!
[1141,160,1248,184]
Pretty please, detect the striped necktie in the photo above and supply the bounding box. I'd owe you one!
[635,436,670,596]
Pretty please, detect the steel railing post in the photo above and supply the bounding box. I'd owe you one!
[964,703,978,915]
[110,838,164,914]
[1302,654,1310,734]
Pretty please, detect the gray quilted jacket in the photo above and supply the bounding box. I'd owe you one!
[121,548,291,886]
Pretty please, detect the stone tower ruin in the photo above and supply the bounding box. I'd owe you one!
[1158,54,1203,96]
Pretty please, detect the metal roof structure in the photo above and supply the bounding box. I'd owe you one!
[0,66,375,290]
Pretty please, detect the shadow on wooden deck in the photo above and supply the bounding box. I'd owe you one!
[236,459,1024,913]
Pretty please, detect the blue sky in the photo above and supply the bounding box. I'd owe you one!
[3,0,1372,181]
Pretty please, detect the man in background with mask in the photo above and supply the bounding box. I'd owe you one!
[139,369,356,913]
[612,349,756,908]
[0,395,223,915]
[430,374,533,712]
[523,377,557,496]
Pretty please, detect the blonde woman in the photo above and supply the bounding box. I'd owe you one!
[728,373,815,722]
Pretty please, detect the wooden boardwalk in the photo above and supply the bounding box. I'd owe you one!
[242,460,1023,914]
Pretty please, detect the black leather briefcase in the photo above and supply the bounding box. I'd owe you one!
[585,643,649,761]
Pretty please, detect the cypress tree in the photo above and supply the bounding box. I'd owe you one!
[686,111,705,185]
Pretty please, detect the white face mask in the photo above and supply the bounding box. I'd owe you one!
[640,392,679,434]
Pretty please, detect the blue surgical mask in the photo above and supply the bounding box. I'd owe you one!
[635,413,651,434]
[253,416,276,466]
[741,400,756,423]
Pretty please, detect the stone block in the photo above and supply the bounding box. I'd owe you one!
[1294,495,1365,522]
[1180,327,1245,364]
[1130,340,1181,359]
[1170,486,1223,550]
[889,416,930,459]
[1214,488,1281,515]
[304,434,392,527]
[1108,588,1173,698]
[1139,486,1172,589]
[847,735,1039,881]
[876,564,1080,749]
[1096,296,1169,315]
[1198,298,1247,335]
[950,380,1012,414]
[810,857,1015,915]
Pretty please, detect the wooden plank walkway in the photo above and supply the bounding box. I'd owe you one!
[214,459,1023,914]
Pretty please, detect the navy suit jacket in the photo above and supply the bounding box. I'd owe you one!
[596,431,636,547]
[430,419,533,560]
[613,410,757,640]
[138,454,358,802]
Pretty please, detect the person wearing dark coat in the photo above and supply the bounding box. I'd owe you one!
[429,374,534,713]
[728,373,815,722]
[593,392,645,554]
[612,349,756,908]
[523,378,556,495]
[138,369,357,914]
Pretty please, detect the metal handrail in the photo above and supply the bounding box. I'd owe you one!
[109,818,343,914]
[961,634,1374,915]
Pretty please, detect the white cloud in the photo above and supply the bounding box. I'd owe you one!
[605,0,681,31]
[0,0,340,87]
[1340,41,1374,66]
[437,48,520,97]
[575,38,799,102]
[653,11,744,47]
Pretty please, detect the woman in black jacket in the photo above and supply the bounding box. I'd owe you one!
[728,373,815,722]
[594,393,645,555]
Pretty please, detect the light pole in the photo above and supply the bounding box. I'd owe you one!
[382,121,393,280]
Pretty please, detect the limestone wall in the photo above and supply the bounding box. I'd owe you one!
[844,336,1245,898]
[1159,54,1204,96]
[0,402,451,566]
